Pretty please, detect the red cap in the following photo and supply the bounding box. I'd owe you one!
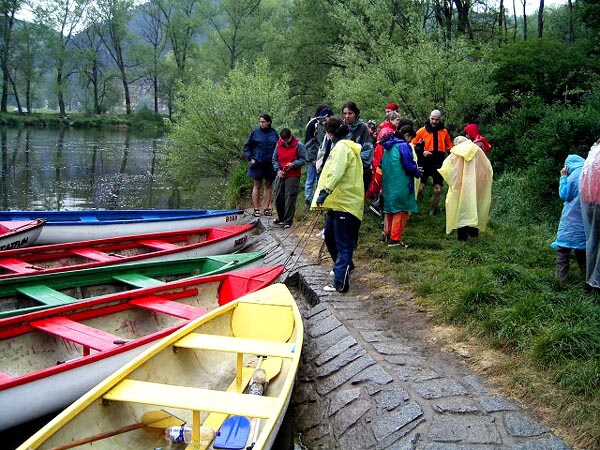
[385,103,399,111]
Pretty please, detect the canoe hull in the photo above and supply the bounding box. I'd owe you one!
[0,220,44,251]
[0,210,251,245]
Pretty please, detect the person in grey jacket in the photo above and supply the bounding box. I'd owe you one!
[341,101,374,193]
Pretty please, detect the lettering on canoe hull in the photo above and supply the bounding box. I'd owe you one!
[234,236,248,247]
[225,215,239,223]
[0,236,29,251]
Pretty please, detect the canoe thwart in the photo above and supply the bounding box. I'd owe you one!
[111,273,166,288]
[174,333,296,358]
[139,239,181,251]
[69,248,120,262]
[103,379,277,419]
[0,258,42,274]
[130,296,208,319]
[16,285,77,306]
[30,317,125,352]
[0,370,15,382]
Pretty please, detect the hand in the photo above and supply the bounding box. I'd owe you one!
[285,162,293,170]
[316,189,329,207]
[560,167,568,176]
[277,169,286,178]
[250,158,256,165]
[424,151,432,157]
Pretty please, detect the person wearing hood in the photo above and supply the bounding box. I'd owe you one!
[412,109,453,215]
[304,105,333,206]
[464,123,492,156]
[272,128,307,228]
[312,116,364,293]
[380,125,422,247]
[342,101,374,193]
[550,154,586,281]
[438,136,493,241]
[580,138,600,291]
[243,113,279,217]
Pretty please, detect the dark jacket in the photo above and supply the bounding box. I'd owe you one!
[243,127,279,163]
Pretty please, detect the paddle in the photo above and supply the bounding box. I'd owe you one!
[46,410,184,450]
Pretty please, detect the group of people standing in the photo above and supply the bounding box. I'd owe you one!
[243,103,495,293]
[551,138,600,292]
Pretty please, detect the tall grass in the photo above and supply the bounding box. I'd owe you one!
[354,184,600,449]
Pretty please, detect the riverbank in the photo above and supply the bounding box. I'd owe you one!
[0,110,167,131]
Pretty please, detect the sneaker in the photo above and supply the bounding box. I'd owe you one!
[272,219,284,226]
[329,270,334,276]
[323,285,337,292]
[388,240,409,248]
[283,224,291,229]
[316,229,325,239]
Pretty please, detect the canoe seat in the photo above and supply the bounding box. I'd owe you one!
[70,248,119,262]
[0,371,15,383]
[0,258,42,274]
[139,239,180,251]
[174,333,296,358]
[111,273,165,288]
[130,296,208,319]
[30,317,125,352]
[16,285,77,306]
[103,379,276,419]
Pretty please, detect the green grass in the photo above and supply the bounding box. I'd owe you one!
[354,189,600,449]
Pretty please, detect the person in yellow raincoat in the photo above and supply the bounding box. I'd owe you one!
[311,115,364,293]
[437,136,493,241]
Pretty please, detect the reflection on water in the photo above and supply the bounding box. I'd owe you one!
[0,127,227,211]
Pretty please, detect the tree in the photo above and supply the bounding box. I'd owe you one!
[33,0,92,118]
[0,0,25,112]
[94,0,136,114]
[537,0,544,38]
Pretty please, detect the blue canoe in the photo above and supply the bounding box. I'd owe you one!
[0,209,253,245]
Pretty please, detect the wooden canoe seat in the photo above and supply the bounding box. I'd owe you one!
[111,273,165,288]
[0,258,42,274]
[174,333,296,358]
[30,317,124,352]
[130,296,208,319]
[103,379,276,419]
[139,239,180,251]
[16,285,77,306]
[0,371,15,383]
[70,248,119,262]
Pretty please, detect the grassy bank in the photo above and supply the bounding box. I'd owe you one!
[352,189,599,449]
[0,110,167,131]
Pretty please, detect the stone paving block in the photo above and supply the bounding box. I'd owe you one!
[332,397,372,437]
[316,353,377,395]
[413,377,470,399]
[309,325,351,355]
[304,302,328,319]
[371,399,423,441]
[315,345,367,378]
[337,421,377,450]
[308,313,342,338]
[328,387,362,416]
[364,381,385,395]
[505,412,549,437]
[462,374,489,393]
[351,363,394,386]
[292,383,319,405]
[314,334,358,366]
[428,415,502,444]
[478,395,520,412]
[512,435,571,450]
[348,318,384,331]
[433,397,480,413]
[301,423,334,447]
[328,300,364,310]
[375,419,424,450]
[396,365,442,382]
[361,330,392,343]
[336,309,372,320]
[424,444,505,450]
[295,401,327,432]
[383,354,428,366]
[373,341,416,355]
[374,387,411,414]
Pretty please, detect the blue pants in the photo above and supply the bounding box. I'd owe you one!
[324,210,361,292]
[304,161,318,202]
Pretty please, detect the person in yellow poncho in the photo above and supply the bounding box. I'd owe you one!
[437,136,493,241]
[311,115,364,293]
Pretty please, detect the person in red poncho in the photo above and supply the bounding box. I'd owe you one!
[464,123,492,156]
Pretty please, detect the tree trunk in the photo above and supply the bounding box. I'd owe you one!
[566,0,574,44]
[1,10,15,113]
[522,0,528,40]
[57,68,66,118]
[454,0,473,39]
[537,0,544,38]
[499,0,505,42]
[512,0,518,42]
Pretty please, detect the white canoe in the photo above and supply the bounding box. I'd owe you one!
[0,220,44,251]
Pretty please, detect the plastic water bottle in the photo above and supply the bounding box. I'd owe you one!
[164,425,214,445]
[247,368,267,396]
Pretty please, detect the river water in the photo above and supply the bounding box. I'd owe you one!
[0,127,227,211]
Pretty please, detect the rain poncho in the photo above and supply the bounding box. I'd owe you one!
[437,140,493,234]
[580,141,600,288]
[550,155,585,250]
[312,139,364,221]
[381,137,420,214]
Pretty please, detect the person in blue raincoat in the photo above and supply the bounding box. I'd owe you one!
[551,154,586,281]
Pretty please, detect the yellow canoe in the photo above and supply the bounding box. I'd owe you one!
[18,283,303,450]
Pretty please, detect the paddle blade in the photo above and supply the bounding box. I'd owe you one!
[142,410,185,428]
[213,415,251,450]
[261,357,283,382]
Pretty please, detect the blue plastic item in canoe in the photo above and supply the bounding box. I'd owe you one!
[213,415,251,449]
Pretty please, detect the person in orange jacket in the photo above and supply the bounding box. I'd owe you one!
[412,109,453,215]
